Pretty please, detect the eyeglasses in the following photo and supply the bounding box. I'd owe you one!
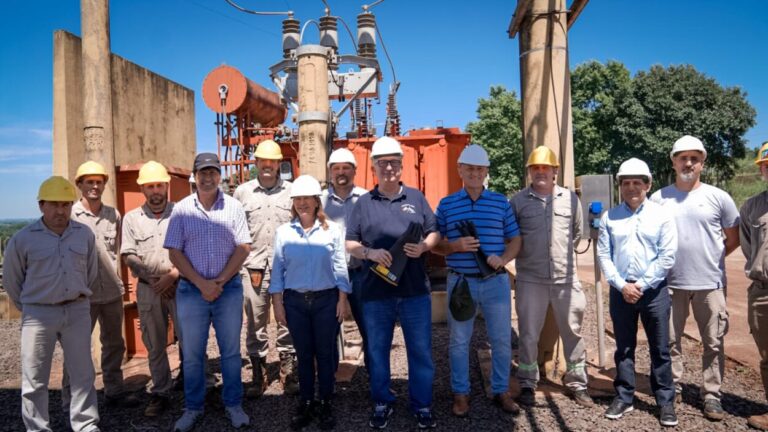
[375,159,402,169]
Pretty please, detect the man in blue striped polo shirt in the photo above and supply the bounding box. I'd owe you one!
[434,144,522,418]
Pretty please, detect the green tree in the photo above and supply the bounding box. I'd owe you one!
[466,86,524,195]
[611,64,756,186]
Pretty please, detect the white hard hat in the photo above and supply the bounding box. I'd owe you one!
[616,158,652,182]
[289,175,322,198]
[670,135,707,159]
[370,136,403,159]
[457,144,490,167]
[327,148,357,168]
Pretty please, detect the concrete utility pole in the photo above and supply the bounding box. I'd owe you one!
[81,0,117,206]
[296,45,330,184]
[509,0,588,379]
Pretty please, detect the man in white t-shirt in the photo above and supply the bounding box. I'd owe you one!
[650,135,740,421]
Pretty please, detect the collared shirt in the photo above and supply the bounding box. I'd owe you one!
[2,219,98,309]
[321,184,368,269]
[121,202,175,277]
[233,177,292,271]
[597,200,677,292]
[651,183,739,290]
[71,200,124,304]
[164,190,251,280]
[511,185,583,284]
[436,188,519,274]
[346,184,437,300]
[269,219,351,294]
[739,190,768,283]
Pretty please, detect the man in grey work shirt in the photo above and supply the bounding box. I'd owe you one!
[64,161,139,408]
[510,146,592,408]
[233,139,297,397]
[650,135,739,420]
[321,148,369,368]
[121,161,181,417]
[3,176,100,431]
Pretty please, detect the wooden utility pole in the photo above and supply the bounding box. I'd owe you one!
[509,0,589,379]
[296,45,330,184]
[81,0,117,206]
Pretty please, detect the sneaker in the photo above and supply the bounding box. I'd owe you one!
[317,399,336,430]
[604,398,633,420]
[173,409,203,432]
[226,405,250,428]
[703,398,725,421]
[144,394,170,417]
[415,408,436,429]
[493,392,521,415]
[369,403,394,429]
[290,400,315,431]
[659,404,678,427]
[517,387,536,406]
[570,389,595,408]
[105,391,142,408]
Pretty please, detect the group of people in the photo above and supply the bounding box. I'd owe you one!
[3,133,768,432]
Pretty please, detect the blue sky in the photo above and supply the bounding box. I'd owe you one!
[1,0,766,219]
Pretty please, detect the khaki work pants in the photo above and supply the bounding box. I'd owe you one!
[62,298,127,407]
[515,280,588,391]
[669,287,728,401]
[22,300,99,432]
[748,281,768,400]
[241,267,294,359]
[137,281,181,395]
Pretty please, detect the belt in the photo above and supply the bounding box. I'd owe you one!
[138,278,151,285]
[285,288,337,301]
[55,294,87,306]
[451,269,504,279]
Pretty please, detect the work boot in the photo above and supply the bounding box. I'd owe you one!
[317,399,336,430]
[451,394,470,418]
[105,391,142,409]
[144,394,170,417]
[570,389,595,408]
[280,353,300,396]
[290,400,315,431]
[703,398,725,421]
[246,356,268,399]
[493,392,521,416]
[748,413,768,430]
[516,387,536,407]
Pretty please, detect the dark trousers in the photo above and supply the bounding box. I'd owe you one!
[609,284,674,406]
[284,289,340,402]
[346,268,369,369]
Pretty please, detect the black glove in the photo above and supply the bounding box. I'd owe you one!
[455,220,497,278]
[371,221,424,286]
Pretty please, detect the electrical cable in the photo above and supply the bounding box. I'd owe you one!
[335,16,359,54]
[575,238,591,255]
[224,0,292,16]
[299,19,321,44]
[374,22,397,88]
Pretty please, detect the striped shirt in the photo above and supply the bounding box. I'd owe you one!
[436,188,520,274]
[164,190,251,280]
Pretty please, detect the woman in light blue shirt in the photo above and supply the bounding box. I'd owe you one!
[270,175,351,430]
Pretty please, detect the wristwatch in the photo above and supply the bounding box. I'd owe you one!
[363,247,369,259]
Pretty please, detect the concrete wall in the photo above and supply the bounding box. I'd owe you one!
[53,30,195,180]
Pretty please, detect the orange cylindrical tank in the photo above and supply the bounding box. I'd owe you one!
[202,65,287,127]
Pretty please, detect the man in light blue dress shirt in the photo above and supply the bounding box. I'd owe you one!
[597,158,679,427]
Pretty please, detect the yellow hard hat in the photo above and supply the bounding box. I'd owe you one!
[526,146,559,168]
[75,160,109,182]
[254,139,283,160]
[137,160,171,185]
[37,176,77,202]
[756,142,768,165]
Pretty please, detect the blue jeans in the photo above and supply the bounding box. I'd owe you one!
[284,289,340,401]
[363,294,434,411]
[610,284,674,406]
[346,268,369,369]
[447,272,512,395]
[176,277,244,410]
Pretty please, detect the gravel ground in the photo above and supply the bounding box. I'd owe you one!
[0,283,766,431]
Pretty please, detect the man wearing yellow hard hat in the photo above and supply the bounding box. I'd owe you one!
[510,146,592,408]
[233,139,298,397]
[120,161,181,417]
[62,161,140,409]
[738,141,768,431]
[2,176,101,430]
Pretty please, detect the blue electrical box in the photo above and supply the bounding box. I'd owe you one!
[576,175,614,239]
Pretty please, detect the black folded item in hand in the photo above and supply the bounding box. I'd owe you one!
[454,220,498,278]
[370,221,424,286]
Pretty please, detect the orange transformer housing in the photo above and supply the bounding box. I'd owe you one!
[115,164,192,358]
